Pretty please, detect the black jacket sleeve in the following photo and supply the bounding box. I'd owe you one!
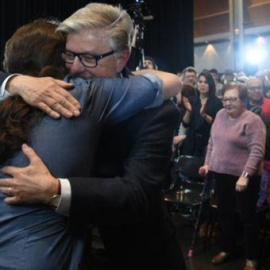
[68,100,180,226]
[0,73,11,85]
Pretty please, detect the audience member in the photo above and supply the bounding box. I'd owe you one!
[255,69,270,97]
[141,56,158,70]
[176,70,182,78]
[209,68,223,98]
[172,84,196,150]
[180,71,223,157]
[0,3,186,270]
[222,69,235,85]
[200,83,266,270]
[182,66,197,87]
[245,77,270,208]
[245,77,270,117]
[136,56,158,70]
[235,71,249,85]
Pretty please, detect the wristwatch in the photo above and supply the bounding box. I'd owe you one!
[50,194,61,209]
[49,179,61,208]
[241,171,250,178]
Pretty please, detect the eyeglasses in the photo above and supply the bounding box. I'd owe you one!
[62,50,115,68]
[247,86,263,92]
[222,97,241,104]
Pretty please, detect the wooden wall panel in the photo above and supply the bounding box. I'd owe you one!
[250,0,270,4]
[194,14,229,37]
[246,1,270,27]
[194,0,229,38]
[194,0,228,17]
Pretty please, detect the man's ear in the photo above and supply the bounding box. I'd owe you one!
[116,50,130,72]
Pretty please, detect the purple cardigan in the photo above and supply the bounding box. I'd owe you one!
[205,109,266,176]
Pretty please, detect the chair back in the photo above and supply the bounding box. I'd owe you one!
[176,155,204,184]
[164,155,210,219]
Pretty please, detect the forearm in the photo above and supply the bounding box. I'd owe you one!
[2,74,79,118]
[133,69,181,99]
[202,113,213,124]
[204,137,213,166]
[5,74,24,95]
[0,74,15,100]
[183,110,192,124]
[244,121,266,174]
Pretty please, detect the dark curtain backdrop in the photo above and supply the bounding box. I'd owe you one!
[0,0,193,73]
[142,0,194,73]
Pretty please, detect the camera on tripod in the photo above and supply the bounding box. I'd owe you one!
[126,0,153,24]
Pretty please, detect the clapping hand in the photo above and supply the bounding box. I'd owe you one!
[183,97,192,112]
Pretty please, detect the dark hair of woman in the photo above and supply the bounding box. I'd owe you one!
[0,19,67,164]
[181,84,195,106]
[196,71,216,98]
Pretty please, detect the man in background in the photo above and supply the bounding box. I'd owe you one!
[182,66,197,87]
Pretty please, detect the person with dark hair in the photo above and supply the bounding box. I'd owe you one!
[144,56,158,69]
[3,19,67,78]
[172,84,196,148]
[199,83,266,270]
[0,17,181,270]
[136,55,158,70]
[223,69,235,85]
[0,3,186,270]
[209,68,223,98]
[180,71,223,157]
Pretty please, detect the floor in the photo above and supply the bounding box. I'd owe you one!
[91,205,270,270]
[173,213,270,270]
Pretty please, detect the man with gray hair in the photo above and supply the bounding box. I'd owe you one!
[246,77,270,211]
[182,66,197,86]
[246,77,270,117]
[0,3,186,270]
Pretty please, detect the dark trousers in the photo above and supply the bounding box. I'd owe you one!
[214,172,260,260]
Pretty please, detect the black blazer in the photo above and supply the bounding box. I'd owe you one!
[0,73,10,84]
[69,100,186,270]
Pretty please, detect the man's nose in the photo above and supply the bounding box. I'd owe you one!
[69,56,85,74]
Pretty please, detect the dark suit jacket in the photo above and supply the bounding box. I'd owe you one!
[0,73,9,83]
[69,100,186,270]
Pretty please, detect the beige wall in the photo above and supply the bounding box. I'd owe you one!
[194,0,270,73]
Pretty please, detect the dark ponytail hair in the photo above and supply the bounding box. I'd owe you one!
[0,96,45,164]
[0,19,67,164]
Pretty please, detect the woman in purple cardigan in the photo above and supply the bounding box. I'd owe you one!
[199,84,266,270]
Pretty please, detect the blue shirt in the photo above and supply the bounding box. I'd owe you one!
[0,74,163,270]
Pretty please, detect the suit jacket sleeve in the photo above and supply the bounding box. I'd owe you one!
[68,100,180,226]
[0,73,11,99]
[0,73,10,83]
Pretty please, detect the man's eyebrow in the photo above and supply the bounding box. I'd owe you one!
[65,49,96,55]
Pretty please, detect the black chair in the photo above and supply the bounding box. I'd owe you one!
[163,155,208,219]
[258,207,270,269]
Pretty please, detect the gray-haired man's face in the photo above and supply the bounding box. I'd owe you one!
[183,71,196,86]
[65,29,129,79]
